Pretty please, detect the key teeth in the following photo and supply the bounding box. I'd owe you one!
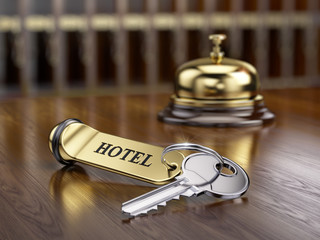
[124,194,188,217]
[129,202,168,217]
[159,202,167,206]
[138,206,159,216]
[122,180,199,217]
[181,189,196,197]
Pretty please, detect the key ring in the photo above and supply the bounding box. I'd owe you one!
[161,143,224,171]
[51,118,83,165]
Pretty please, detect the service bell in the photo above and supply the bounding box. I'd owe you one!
[158,34,275,127]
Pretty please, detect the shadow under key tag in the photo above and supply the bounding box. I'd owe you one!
[49,119,184,185]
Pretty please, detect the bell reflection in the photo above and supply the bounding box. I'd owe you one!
[163,124,274,174]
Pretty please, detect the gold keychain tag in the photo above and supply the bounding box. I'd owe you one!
[49,119,184,185]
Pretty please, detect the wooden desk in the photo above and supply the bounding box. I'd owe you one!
[0,88,319,239]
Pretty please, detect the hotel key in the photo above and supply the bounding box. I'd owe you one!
[122,152,249,217]
[49,119,188,184]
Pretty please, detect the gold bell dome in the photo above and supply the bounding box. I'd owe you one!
[158,34,275,127]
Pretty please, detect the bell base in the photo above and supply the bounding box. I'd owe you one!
[158,99,275,127]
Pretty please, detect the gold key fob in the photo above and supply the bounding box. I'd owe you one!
[49,119,184,185]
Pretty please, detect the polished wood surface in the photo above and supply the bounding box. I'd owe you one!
[0,88,319,239]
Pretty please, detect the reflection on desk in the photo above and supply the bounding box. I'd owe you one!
[0,88,319,239]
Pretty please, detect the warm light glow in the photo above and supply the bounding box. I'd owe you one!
[197,65,238,73]
[169,127,264,174]
[179,69,201,84]
[229,71,252,85]
[62,183,94,218]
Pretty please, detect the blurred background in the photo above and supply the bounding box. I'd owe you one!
[0,0,319,97]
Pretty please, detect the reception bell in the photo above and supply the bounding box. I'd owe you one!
[158,34,275,127]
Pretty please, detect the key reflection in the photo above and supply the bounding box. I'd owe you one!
[50,165,249,223]
[122,197,249,223]
[49,165,155,220]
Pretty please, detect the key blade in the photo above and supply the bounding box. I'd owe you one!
[122,178,195,216]
[180,187,199,197]
[122,152,223,216]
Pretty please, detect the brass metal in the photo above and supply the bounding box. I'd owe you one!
[209,34,226,64]
[158,34,275,127]
[49,119,185,185]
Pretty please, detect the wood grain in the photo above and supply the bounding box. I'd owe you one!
[0,88,319,239]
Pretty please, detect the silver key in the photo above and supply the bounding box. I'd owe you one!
[199,156,250,199]
[122,153,222,216]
